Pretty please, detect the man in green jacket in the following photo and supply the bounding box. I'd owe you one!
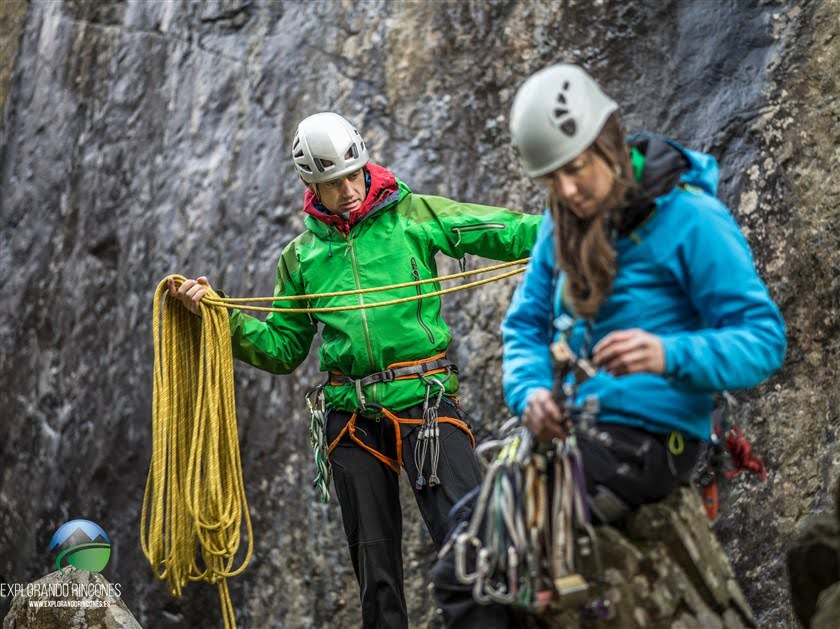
[171,112,541,628]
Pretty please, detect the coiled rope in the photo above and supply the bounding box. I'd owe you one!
[142,278,253,629]
[142,257,528,628]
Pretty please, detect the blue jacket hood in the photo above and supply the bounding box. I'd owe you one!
[666,137,719,197]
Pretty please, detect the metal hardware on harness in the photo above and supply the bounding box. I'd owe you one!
[441,319,606,612]
[447,431,596,611]
[414,371,451,490]
[306,385,331,503]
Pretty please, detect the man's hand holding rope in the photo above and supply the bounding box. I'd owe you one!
[168,276,211,317]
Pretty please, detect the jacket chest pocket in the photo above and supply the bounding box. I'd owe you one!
[411,257,435,344]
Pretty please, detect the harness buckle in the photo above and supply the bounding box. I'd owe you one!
[354,378,366,411]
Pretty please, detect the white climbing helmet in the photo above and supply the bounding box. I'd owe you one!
[292,112,369,184]
[510,64,618,178]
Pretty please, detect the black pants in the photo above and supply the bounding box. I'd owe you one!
[327,397,482,629]
[431,423,701,629]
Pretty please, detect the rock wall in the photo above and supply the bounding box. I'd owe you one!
[1,1,837,627]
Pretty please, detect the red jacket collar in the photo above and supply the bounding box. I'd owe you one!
[303,163,399,235]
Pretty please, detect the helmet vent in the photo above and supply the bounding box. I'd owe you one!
[553,85,576,137]
[314,158,335,173]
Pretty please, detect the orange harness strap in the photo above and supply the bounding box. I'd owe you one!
[327,408,475,474]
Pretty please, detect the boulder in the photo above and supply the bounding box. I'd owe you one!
[513,487,755,628]
[786,479,840,628]
[3,566,141,629]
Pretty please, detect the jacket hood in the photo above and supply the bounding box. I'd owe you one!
[616,134,718,235]
[631,133,719,197]
[303,163,402,235]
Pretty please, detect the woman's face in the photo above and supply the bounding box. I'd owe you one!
[538,149,616,219]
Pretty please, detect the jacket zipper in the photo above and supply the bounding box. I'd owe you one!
[411,257,436,344]
[451,222,506,246]
[346,234,377,400]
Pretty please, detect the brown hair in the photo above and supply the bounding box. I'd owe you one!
[550,113,634,319]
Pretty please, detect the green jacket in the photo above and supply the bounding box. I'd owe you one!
[229,170,542,413]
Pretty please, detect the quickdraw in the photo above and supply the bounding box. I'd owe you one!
[414,373,450,490]
[448,423,598,611]
[306,385,331,503]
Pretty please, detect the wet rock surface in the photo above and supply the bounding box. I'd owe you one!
[1,1,837,627]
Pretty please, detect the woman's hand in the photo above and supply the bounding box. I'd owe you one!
[593,328,665,376]
[522,388,567,441]
[167,276,212,317]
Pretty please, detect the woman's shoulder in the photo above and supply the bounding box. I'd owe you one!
[657,183,734,231]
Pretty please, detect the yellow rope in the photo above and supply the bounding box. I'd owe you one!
[142,278,253,629]
[216,257,529,303]
[142,258,529,628]
[183,258,529,314]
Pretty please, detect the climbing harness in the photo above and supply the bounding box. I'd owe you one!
[322,354,471,496]
[694,392,768,521]
[442,329,611,618]
[142,278,253,629]
[326,355,457,412]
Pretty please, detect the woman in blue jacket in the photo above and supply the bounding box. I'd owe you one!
[431,63,786,626]
[502,63,786,519]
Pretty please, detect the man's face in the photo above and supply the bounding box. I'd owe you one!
[311,168,366,214]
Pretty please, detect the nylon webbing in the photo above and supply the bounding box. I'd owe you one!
[328,357,457,388]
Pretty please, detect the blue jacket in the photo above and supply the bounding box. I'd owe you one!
[501,138,786,440]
